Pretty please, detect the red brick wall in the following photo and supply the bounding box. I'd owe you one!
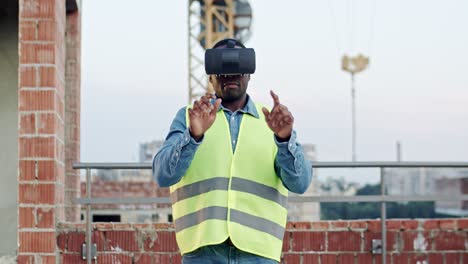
[18,0,67,262]
[57,219,467,264]
[18,0,81,262]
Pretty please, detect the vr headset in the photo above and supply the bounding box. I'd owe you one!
[205,41,256,75]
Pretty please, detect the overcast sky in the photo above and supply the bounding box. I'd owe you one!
[81,0,468,182]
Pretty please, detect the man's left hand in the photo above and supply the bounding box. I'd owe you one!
[262,90,294,141]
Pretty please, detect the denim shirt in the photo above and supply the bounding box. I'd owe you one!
[152,95,312,194]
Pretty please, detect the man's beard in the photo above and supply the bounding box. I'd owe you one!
[220,84,246,102]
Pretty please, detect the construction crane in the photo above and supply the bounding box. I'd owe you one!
[188,0,253,103]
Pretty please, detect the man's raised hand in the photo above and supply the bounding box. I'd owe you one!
[189,93,222,141]
[262,90,294,141]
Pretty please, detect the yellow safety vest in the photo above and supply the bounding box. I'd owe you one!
[169,103,288,262]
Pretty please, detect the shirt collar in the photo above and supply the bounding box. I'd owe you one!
[217,94,259,119]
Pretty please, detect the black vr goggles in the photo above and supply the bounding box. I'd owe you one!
[204,40,256,75]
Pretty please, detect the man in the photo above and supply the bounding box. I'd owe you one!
[153,38,312,263]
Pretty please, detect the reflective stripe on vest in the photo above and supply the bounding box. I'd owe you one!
[170,103,288,262]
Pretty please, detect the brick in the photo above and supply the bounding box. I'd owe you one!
[37,160,56,181]
[19,137,55,158]
[112,223,133,230]
[19,183,55,204]
[439,219,457,230]
[445,253,462,264]
[19,207,35,228]
[294,222,311,229]
[39,66,56,87]
[423,220,439,230]
[458,219,468,230]
[134,253,153,264]
[37,113,56,134]
[92,230,107,251]
[19,231,55,252]
[20,0,57,19]
[282,253,300,264]
[364,231,398,252]
[328,231,360,251]
[171,254,182,264]
[105,230,138,251]
[302,254,319,264]
[152,231,178,252]
[310,221,330,230]
[20,66,36,87]
[401,231,428,252]
[60,254,82,263]
[349,221,367,230]
[19,90,56,111]
[321,254,337,264]
[387,220,401,230]
[17,255,34,264]
[433,231,465,250]
[57,232,67,251]
[20,43,55,64]
[338,253,355,264]
[39,256,55,264]
[94,222,113,230]
[36,207,54,228]
[19,160,36,181]
[331,220,348,229]
[367,220,381,232]
[402,220,419,230]
[19,20,37,41]
[374,254,391,264]
[291,231,325,251]
[37,20,56,41]
[392,253,409,264]
[67,232,85,252]
[282,231,291,252]
[98,254,132,264]
[428,253,443,264]
[356,254,372,263]
[20,113,36,135]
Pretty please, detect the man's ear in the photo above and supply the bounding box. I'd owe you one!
[209,75,215,85]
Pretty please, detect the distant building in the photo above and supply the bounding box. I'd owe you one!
[435,177,468,216]
[139,140,164,163]
[80,180,172,223]
[385,168,468,216]
[386,168,468,195]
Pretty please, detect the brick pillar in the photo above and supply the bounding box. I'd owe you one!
[18,0,66,262]
[64,10,81,222]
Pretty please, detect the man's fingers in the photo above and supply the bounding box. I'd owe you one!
[262,107,271,120]
[210,98,222,115]
[270,90,280,106]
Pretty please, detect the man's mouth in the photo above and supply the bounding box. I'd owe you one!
[223,81,240,88]
[219,75,241,89]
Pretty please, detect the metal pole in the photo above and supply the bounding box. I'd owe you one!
[86,168,92,264]
[380,167,386,264]
[188,0,193,104]
[351,73,356,162]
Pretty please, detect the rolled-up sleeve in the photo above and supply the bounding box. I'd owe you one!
[274,131,312,194]
[152,107,202,187]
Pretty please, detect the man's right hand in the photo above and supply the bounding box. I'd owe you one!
[188,93,222,141]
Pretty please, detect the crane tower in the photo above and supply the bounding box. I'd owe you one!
[188,0,253,103]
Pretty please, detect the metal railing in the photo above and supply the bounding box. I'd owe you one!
[73,161,468,264]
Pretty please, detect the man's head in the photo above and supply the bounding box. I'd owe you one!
[209,38,251,103]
